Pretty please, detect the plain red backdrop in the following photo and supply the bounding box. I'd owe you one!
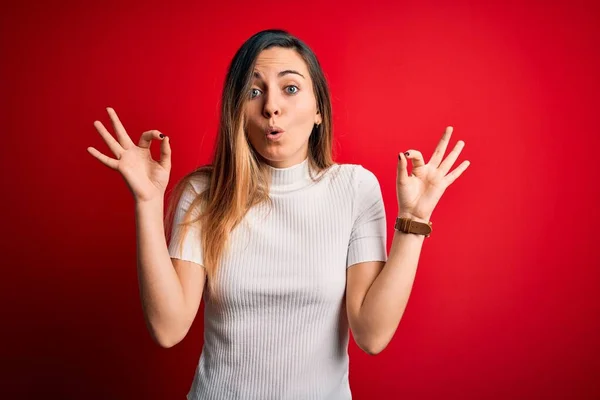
[2,0,599,398]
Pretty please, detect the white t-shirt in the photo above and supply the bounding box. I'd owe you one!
[168,157,388,400]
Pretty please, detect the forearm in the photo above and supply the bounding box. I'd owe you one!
[358,214,428,353]
[135,198,187,346]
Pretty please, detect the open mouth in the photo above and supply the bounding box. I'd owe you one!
[265,125,285,141]
[266,129,285,141]
[266,126,284,135]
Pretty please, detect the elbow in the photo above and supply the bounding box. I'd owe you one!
[358,336,389,356]
[362,344,384,356]
[155,334,182,349]
[147,321,188,349]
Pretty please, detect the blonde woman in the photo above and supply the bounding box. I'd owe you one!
[87,29,469,400]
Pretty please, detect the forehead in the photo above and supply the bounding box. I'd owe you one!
[253,47,309,76]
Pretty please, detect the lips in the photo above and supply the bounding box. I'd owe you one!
[266,126,284,135]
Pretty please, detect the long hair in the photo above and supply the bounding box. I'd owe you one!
[165,29,335,302]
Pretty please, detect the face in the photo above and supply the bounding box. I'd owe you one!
[244,47,322,168]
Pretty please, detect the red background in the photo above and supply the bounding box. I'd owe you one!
[2,0,599,398]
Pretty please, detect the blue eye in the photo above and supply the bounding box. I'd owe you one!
[286,85,299,94]
[249,85,299,99]
[249,88,261,99]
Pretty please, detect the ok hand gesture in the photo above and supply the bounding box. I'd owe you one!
[87,108,171,203]
[396,126,470,221]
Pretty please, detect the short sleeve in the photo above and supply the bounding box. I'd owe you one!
[167,176,206,267]
[346,166,388,269]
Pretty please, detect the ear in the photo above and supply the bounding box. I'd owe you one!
[315,110,322,125]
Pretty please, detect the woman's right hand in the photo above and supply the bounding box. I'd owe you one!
[87,107,171,203]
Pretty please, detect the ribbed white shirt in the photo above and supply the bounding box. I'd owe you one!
[168,157,388,400]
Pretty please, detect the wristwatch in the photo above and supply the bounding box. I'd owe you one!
[394,217,433,237]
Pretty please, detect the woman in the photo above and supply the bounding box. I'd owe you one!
[87,29,469,400]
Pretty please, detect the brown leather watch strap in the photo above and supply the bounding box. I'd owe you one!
[394,217,433,237]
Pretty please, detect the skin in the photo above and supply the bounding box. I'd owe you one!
[244,47,322,168]
[241,48,473,355]
[347,126,471,355]
[86,50,471,352]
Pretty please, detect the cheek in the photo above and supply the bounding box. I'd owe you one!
[244,108,262,136]
[290,96,317,122]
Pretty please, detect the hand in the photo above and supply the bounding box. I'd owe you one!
[396,126,470,221]
[87,107,172,203]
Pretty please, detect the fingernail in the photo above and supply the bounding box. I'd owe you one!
[159,134,164,138]
[404,152,410,156]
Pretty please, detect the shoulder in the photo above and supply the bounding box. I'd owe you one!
[332,163,380,189]
[187,172,211,195]
[169,167,212,215]
[179,166,212,196]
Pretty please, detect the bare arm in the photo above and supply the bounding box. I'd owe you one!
[88,107,205,348]
[136,197,206,348]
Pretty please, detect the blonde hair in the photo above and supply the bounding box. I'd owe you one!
[165,30,336,302]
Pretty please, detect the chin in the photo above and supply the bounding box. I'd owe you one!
[257,150,287,164]
[248,132,309,166]
[254,147,301,167]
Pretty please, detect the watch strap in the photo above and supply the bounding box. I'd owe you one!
[395,217,433,237]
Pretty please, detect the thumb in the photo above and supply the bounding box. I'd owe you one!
[159,135,171,170]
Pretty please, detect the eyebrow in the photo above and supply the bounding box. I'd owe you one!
[253,70,306,80]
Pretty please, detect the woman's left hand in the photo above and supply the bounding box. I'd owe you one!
[396,126,470,221]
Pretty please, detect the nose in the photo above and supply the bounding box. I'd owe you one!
[262,90,281,119]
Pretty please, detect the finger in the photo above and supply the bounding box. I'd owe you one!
[138,130,164,149]
[106,107,135,149]
[87,146,119,170]
[438,140,465,176]
[397,152,409,183]
[403,149,425,169]
[93,120,124,158]
[429,126,453,168]
[443,160,471,185]
[159,135,171,170]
